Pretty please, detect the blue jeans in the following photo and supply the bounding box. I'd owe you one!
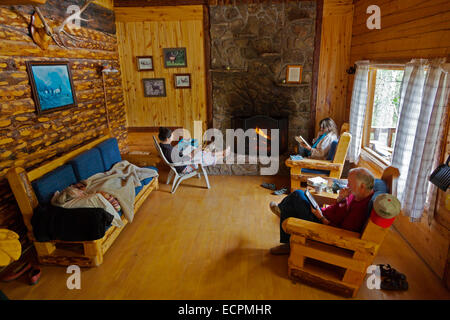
[278,190,320,243]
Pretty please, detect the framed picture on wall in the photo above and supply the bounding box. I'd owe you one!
[143,78,166,97]
[174,73,191,89]
[286,65,303,84]
[26,61,77,115]
[137,56,154,71]
[163,47,187,68]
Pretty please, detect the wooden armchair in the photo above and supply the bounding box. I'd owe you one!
[286,132,352,192]
[282,166,400,298]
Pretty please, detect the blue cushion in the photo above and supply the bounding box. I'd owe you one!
[134,166,158,196]
[32,164,77,204]
[95,138,122,171]
[301,168,330,175]
[69,148,105,181]
[301,140,338,175]
[367,179,388,218]
[327,140,338,161]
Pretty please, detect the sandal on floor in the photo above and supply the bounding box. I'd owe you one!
[378,264,406,280]
[272,188,288,195]
[380,276,408,291]
[0,262,32,282]
[261,183,276,190]
[28,266,41,286]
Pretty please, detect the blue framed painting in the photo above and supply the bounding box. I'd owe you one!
[26,61,77,114]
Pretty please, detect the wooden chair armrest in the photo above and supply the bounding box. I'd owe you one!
[285,158,342,171]
[282,217,379,255]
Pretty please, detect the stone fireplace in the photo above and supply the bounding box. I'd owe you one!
[207,1,317,175]
[231,115,288,155]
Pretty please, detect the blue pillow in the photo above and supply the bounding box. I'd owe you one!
[327,140,338,161]
[32,164,77,204]
[366,179,388,218]
[301,140,338,175]
[69,148,105,181]
[95,138,122,171]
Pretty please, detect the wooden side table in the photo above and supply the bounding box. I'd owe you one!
[305,177,348,206]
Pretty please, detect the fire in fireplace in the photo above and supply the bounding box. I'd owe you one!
[231,115,288,156]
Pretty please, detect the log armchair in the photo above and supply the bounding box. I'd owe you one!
[286,132,352,192]
[282,166,400,298]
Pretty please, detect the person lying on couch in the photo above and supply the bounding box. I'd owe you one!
[269,167,375,255]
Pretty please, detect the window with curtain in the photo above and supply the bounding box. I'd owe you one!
[362,67,405,164]
[348,59,449,221]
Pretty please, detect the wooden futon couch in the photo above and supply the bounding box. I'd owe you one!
[7,134,159,267]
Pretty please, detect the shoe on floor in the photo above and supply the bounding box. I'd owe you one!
[269,201,281,217]
[272,188,288,195]
[270,244,290,255]
[28,266,41,286]
[261,183,276,190]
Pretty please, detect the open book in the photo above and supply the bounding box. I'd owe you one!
[295,135,311,149]
[305,189,320,211]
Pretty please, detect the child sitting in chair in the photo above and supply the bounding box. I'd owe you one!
[158,127,230,174]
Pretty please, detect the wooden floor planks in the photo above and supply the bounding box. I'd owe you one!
[1,132,449,300]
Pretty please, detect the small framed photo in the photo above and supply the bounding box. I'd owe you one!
[286,65,303,84]
[143,78,166,97]
[26,61,77,115]
[137,56,154,71]
[174,73,191,89]
[163,47,187,68]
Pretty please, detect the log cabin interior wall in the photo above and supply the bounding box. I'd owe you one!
[0,0,127,265]
[347,0,450,286]
[115,5,208,134]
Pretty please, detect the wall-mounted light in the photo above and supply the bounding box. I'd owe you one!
[101,64,119,135]
[429,155,450,191]
[346,65,356,74]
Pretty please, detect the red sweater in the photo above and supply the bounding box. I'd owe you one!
[322,193,373,232]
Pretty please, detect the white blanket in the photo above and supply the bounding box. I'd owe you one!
[83,160,159,223]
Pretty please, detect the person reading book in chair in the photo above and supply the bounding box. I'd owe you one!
[158,127,230,174]
[269,167,375,255]
[295,117,338,159]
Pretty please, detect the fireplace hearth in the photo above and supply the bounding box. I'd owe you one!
[232,115,288,156]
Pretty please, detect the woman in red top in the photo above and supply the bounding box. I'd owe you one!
[269,167,375,255]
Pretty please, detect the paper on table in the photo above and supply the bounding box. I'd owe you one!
[307,176,328,186]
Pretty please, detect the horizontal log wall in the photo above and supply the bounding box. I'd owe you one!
[0,1,127,258]
[115,5,208,133]
[348,0,450,283]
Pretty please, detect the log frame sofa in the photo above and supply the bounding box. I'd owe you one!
[6,134,159,267]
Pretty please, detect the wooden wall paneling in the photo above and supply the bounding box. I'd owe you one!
[315,0,353,134]
[177,21,187,130]
[151,21,163,128]
[114,6,204,22]
[135,21,146,126]
[348,0,450,281]
[142,21,155,127]
[158,21,170,127]
[115,5,207,134]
